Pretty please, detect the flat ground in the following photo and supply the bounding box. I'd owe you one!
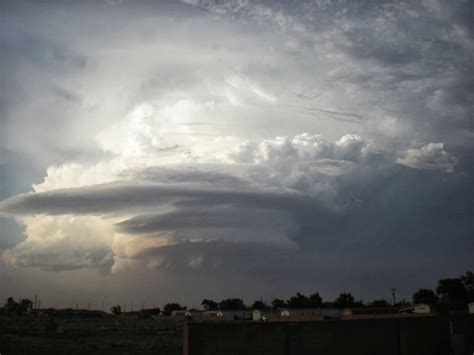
[0,315,183,355]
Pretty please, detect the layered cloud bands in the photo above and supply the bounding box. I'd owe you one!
[0,130,467,273]
[0,0,472,299]
[0,132,359,270]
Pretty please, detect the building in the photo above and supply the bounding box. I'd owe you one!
[341,308,353,317]
[280,309,290,317]
[270,308,332,321]
[213,310,251,320]
[278,308,334,317]
[399,304,431,314]
[188,310,205,318]
[342,307,400,317]
[252,309,263,321]
[253,308,322,322]
[200,310,233,321]
[171,310,191,317]
[281,308,340,319]
[202,308,341,322]
[340,304,432,320]
[251,309,277,321]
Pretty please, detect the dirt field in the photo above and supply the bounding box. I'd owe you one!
[0,315,183,355]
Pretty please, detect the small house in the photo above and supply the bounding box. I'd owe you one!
[272,308,330,321]
[414,304,431,313]
[341,307,406,320]
[216,310,251,320]
[341,308,353,317]
[399,303,431,314]
[171,310,191,317]
[202,310,233,321]
[252,309,275,321]
[252,309,262,321]
[280,309,290,317]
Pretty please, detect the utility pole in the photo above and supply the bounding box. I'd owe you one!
[391,288,397,306]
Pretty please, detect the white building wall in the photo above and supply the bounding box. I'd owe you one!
[252,310,262,321]
[414,304,430,314]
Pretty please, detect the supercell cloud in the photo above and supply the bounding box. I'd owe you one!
[0,0,472,304]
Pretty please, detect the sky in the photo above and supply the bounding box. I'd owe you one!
[0,0,473,309]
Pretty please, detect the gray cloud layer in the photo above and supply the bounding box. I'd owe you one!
[1,0,472,303]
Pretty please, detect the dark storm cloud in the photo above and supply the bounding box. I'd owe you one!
[119,165,253,188]
[185,0,474,145]
[0,181,316,217]
[1,0,473,303]
[2,150,472,255]
[115,207,293,234]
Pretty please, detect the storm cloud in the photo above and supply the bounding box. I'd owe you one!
[0,0,472,305]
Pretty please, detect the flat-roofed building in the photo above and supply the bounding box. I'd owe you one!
[399,303,431,314]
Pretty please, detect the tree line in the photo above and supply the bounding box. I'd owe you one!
[200,271,474,313]
[2,271,472,315]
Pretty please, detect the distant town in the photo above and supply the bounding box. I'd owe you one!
[3,270,473,319]
[1,270,474,355]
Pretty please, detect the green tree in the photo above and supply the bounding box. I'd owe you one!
[271,298,287,309]
[436,278,468,310]
[163,303,185,315]
[3,297,32,314]
[308,292,323,307]
[412,289,438,305]
[201,299,218,311]
[461,271,474,302]
[334,293,355,309]
[368,299,390,308]
[20,299,33,313]
[287,292,310,308]
[394,300,410,307]
[218,298,246,310]
[251,300,269,310]
[148,307,161,315]
[111,305,121,315]
[5,297,18,312]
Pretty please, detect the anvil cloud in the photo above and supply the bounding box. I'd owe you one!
[0,0,472,305]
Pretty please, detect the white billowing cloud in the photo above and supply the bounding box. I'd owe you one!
[0,0,472,300]
[3,215,114,270]
[110,256,147,274]
[33,162,118,193]
[226,133,368,197]
[110,233,170,273]
[396,143,457,172]
[228,133,369,167]
[1,127,462,272]
[0,130,368,271]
